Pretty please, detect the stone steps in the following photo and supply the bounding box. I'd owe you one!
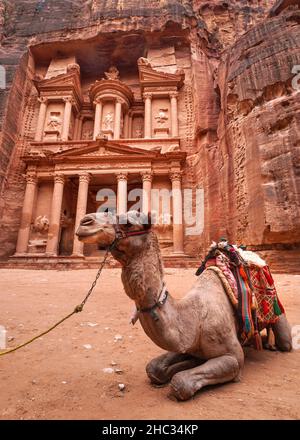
[0,254,200,270]
[0,250,298,273]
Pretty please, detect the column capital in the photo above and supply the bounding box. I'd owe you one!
[141,171,153,182]
[143,92,153,101]
[116,97,123,105]
[38,97,48,104]
[115,172,128,182]
[25,172,37,185]
[63,96,73,104]
[169,91,179,99]
[79,172,91,184]
[169,171,182,182]
[53,173,65,184]
[94,98,102,106]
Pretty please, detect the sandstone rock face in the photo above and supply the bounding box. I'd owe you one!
[0,0,299,270]
[217,6,300,248]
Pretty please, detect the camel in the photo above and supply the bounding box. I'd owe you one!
[76,211,292,401]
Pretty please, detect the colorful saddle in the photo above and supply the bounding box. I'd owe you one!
[196,241,285,350]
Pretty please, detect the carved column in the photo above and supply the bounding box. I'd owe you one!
[72,173,91,256]
[116,173,128,215]
[141,172,153,215]
[35,98,48,142]
[128,111,133,139]
[46,174,65,256]
[124,111,129,139]
[74,116,80,140]
[170,91,179,137]
[77,116,83,140]
[114,99,122,140]
[93,100,103,140]
[74,114,84,140]
[170,172,184,254]
[15,172,38,254]
[143,93,152,138]
[61,97,73,141]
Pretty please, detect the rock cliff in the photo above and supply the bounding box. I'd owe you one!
[0,0,299,270]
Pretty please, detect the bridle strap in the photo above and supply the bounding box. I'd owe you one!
[137,283,169,321]
[108,219,169,323]
[109,217,169,324]
[110,217,151,250]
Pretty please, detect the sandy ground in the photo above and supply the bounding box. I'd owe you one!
[0,269,299,420]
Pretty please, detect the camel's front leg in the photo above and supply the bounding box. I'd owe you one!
[272,314,292,352]
[146,352,202,386]
[170,354,241,401]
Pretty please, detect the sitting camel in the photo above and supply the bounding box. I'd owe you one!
[76,211,292,401]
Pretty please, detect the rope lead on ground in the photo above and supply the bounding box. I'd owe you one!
[0,249,110,357]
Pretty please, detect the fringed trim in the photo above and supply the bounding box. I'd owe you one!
[206,266,238,308]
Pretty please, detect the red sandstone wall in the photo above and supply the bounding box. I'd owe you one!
[217,6,300,249]
[0,0,299,265]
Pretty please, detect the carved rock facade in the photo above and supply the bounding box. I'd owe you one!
[0,0,299,270]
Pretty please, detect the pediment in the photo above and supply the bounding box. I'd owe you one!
[35,71,82,97]
[53,140,156,160]
[138,63,185,89]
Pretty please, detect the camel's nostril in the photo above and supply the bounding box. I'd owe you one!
[80,216,95,226]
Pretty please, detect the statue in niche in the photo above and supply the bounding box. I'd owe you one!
[137,57,152,67]
[135,125,143,138]
[46,112,62,131]
[32,215,50,234]
[60,211,73,228]
[155,109,168,125]
[82,129,93,140]
[104,66,120,80]
[103,112,114,130]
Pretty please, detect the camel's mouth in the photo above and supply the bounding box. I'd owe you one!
[76,213,116,245]
[76,226,104,240]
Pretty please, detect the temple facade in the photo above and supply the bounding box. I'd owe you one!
[13,55,195,264]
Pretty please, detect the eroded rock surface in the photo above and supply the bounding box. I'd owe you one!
[0,0,299,269]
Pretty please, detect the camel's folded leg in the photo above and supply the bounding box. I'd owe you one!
[264,327,277,351]
[170,354,241,401]
[146,352,202,386]
[272,314,292,352]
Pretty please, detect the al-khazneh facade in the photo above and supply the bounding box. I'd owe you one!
[14,57,191,264]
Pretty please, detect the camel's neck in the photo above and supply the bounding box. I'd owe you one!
[120,234,194,352]
[120,233,165,309]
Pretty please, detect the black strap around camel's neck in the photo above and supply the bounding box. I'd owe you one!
[137,284,169,321]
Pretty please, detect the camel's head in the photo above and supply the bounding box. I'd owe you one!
[76,212,116,247]
[76,210,152,256]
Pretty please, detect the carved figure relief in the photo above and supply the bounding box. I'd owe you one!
[32,215,50,234]
[104,66,120,80]
[46,112,62,132]
[103,112,114,130]
[135,125,143,138]
[137,57,151,67]
[82,129,93,140]
[60,212,73,228]
[155,109,168,125]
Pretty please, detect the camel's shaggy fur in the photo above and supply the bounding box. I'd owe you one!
[76,211,292,400]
